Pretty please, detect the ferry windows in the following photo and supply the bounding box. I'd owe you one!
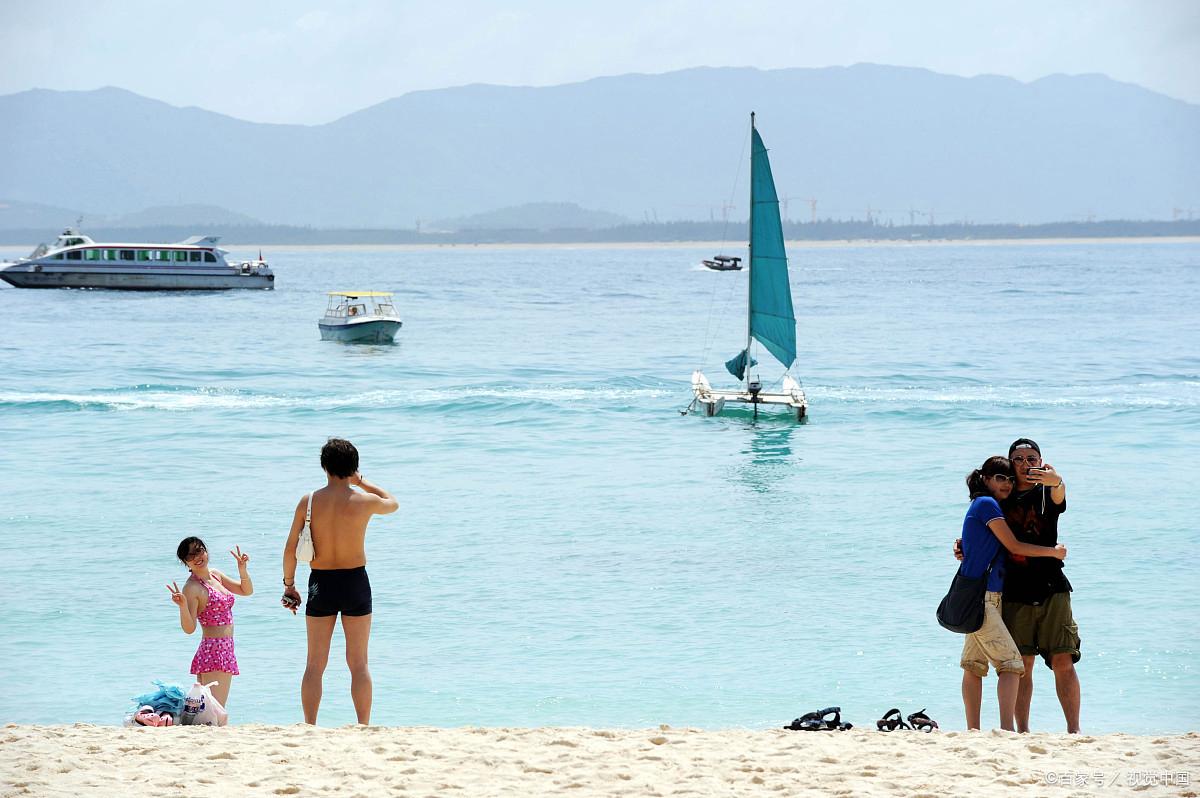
[203,252,217,263]
[66,250,82,260]
[172,251,187,262]
[189,251,202,262]
[120,250,135,261]
[84,249,101,261]
[103,250,117,261]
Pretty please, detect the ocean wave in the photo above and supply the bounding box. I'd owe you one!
[0,384,680,413]
[806,383,1200,408]
[1,379,1195,414]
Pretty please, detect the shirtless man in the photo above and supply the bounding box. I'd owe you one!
[282,438,398,725]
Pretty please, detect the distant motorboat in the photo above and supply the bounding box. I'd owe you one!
[702,255,743,271]
[319,291,403,344]
[0,229,274,290]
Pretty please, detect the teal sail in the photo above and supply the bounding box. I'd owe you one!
[745,125,796,370]
[724,349,758,380]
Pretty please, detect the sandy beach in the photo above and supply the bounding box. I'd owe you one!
[2,724,1196,797]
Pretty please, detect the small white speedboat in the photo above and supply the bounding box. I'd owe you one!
[318,291,402,343]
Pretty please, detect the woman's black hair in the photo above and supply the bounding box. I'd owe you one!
[177,536,207,565]
[966,456,1014,499]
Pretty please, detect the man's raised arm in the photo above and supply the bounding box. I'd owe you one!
[352,473,399,515]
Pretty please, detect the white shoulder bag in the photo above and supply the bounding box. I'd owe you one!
[296,491,316,564]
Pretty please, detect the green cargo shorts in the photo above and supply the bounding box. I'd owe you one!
[1001,592,1081,669]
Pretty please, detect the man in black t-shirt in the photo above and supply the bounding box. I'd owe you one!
[1001,438,1081,733]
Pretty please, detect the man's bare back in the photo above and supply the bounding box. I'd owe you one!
[280,438,398,725]
[306,475,392,569]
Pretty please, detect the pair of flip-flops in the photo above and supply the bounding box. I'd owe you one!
[876,708,938,732]
[783,706,853,731]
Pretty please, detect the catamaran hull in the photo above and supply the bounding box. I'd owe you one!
[690,371,806,420]
[695,392,806,420]
[0,266,274,290]
[319,319,402,344]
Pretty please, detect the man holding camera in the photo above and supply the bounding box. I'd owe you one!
[953,437,1081,732]
[1000,438,1081,733]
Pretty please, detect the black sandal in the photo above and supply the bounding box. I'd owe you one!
[907,709,939,732]
[784,707,851,731]
[875,708,911,731]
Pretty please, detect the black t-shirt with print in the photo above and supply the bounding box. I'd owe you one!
[1001,485,1071,605]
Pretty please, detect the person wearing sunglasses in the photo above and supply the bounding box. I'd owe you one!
[167,537,254,712]
[1000,438,1080,733]
[956,456,1067,731]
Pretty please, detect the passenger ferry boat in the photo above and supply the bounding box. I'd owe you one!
[0,229,274,290]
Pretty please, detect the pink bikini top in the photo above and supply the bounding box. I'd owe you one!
[191,574,235,626]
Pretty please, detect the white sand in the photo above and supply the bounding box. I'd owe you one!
[2,724,1196,797]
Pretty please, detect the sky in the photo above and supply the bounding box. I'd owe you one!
[1,0,1197,125]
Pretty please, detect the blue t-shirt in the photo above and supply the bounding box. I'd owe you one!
[960,495,1007,592]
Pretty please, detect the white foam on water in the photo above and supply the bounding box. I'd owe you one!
[0,385,682,412]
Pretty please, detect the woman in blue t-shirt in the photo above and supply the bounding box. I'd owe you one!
[958,456,1067,731]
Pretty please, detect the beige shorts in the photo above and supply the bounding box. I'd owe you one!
[960,592,1026,677]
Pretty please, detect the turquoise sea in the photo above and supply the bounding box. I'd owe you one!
[0,239,1196,733]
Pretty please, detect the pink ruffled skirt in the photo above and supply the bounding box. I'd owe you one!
[191,636,239,675]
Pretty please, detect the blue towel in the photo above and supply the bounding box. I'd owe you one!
[132,680,187,717]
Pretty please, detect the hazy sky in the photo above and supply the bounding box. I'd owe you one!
[2,0,1196,124]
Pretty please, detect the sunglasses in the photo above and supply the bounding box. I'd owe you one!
[1011,455,1041,465]
[987,474,1016,484]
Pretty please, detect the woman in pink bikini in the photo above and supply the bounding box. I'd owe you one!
[167,537,254,709]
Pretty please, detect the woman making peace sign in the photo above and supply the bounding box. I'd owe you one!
[167,537,254,709]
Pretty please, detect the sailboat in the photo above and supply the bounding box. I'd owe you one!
[688,113,807,421]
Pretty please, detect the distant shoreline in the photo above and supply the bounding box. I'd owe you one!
[2,219,1199,250]
[154,235,1200,252]
[3,236,1198,254]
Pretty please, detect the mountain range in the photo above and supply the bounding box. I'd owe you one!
[1,64,1197,227]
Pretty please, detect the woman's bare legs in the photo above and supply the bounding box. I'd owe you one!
[961,671,983,730]
[997,671,1020,731]
[198,671,234,708]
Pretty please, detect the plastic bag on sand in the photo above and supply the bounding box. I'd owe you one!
[181,681,228,726]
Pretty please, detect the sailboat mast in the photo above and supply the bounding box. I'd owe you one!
[745,112,755,391]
